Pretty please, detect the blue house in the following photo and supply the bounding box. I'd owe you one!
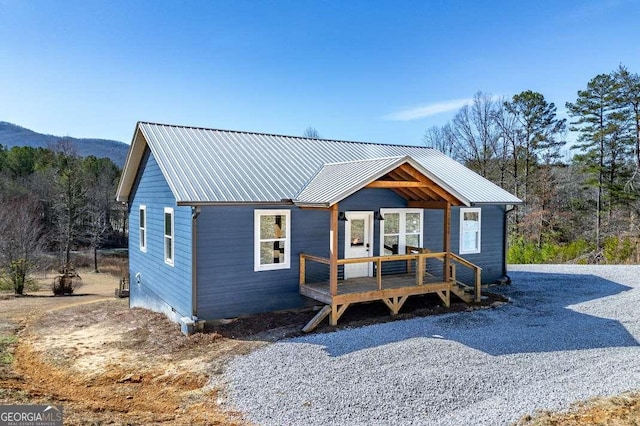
[116,122,521,332]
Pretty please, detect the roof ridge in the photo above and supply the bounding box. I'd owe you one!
[321,155,407,166]
[137,121,428,150]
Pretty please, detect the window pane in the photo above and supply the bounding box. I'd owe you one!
[260,240,285,265]
[383,235,399,255]
[406,234,419,248]
[384,213,399,234]
[463,231,478,251]
[463,212,479,230]
[165,213,172,236]
[139,209,145,228]
[260,214,286,239]
[140,229,145,245]
[406,213,421,233]
[350,219,365,246]
[165,237,172,260]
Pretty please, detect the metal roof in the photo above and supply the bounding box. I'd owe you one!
[116,122,522,205]
[296,157,410,207]
[295,156,470,207]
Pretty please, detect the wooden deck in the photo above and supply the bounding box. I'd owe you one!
[300,274,450,305]
[299,250,481,332]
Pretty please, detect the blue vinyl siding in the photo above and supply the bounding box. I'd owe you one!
[128,148,193,321]
[196,205,328,319]
[424,205,506,284]
[340,188,408,276]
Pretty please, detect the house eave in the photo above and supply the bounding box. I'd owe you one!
[176,200,296,207]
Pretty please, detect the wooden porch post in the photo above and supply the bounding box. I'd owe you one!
[329,203,339,296]
[444,202,451,282]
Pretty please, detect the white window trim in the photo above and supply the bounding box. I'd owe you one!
[379,208,423,255]
[139,205,147,252]
[254,209,291,272]
[459,207,481,255]
[164,207,175,266]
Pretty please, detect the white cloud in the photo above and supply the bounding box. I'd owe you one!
[383,98,474,121]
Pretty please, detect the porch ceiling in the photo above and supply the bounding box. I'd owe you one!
[366,163,465,206]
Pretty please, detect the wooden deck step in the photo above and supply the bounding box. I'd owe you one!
[450,283,473,303]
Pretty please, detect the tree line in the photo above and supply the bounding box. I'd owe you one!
[0,140,124,293]
[424,65,640,264]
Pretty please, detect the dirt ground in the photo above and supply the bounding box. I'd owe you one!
[0,272,636,425]
[0,272,254,425]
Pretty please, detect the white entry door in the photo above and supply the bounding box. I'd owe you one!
[344,211,374,279]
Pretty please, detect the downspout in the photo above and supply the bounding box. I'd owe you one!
[501,205,516,284]
[191,206,201,327]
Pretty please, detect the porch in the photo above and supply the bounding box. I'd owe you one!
[293,156,483,332]
[299,248,482,332]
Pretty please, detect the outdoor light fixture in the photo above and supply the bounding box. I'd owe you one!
[338,212,348,221]
[374,211,385,221]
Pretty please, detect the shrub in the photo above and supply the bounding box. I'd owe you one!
[0,259,38,294]
[603,236,636,264]
[508,237,593,264]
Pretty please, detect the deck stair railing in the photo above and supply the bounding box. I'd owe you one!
[405,246,482,302]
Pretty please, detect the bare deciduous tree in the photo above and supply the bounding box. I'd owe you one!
[303,127,320,138]
[0,197,43,294]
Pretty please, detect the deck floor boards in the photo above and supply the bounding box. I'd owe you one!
[304,274,444,296]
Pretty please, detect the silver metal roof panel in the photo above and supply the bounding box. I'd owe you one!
[116,122,522,206]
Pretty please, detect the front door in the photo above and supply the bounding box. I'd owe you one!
[344,211,374,279]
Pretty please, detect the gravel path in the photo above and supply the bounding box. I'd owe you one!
[225,265,640,425]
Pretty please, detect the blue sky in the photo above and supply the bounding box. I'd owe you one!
[1,0,639,146]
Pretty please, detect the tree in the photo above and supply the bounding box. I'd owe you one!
[504,90,566,226]
[83,156,120,272]
[51,140,87,267]
[0,197,43,294]
[492,97,520,190]
[422,124,457,158]
[450,92,502,179]
[303,127,320,138]
[615,65,640,178]
[566,74,631,248]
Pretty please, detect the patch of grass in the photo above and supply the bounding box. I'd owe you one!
[0,335,18,364]
[0,388,31,403]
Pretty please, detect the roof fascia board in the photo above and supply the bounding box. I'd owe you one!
[402,157,471,206]
[177,201,296,207]
[115,124,147,202]
[469,201,524,206]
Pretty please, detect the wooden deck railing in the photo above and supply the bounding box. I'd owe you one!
[406,246,482,302]
[301,251,449,293]
[300,248,482,301]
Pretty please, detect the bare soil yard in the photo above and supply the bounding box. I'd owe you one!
[0,272,253,425]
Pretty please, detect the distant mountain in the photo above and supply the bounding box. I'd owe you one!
[0,121,129,167]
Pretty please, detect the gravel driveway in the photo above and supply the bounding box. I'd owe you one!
[226,265,640,425]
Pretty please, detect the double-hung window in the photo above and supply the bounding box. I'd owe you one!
[459,208,481,254]
[139,205,147,252]
[164,207,174,266]
[255,210,291,271]
[380,209,423,255]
